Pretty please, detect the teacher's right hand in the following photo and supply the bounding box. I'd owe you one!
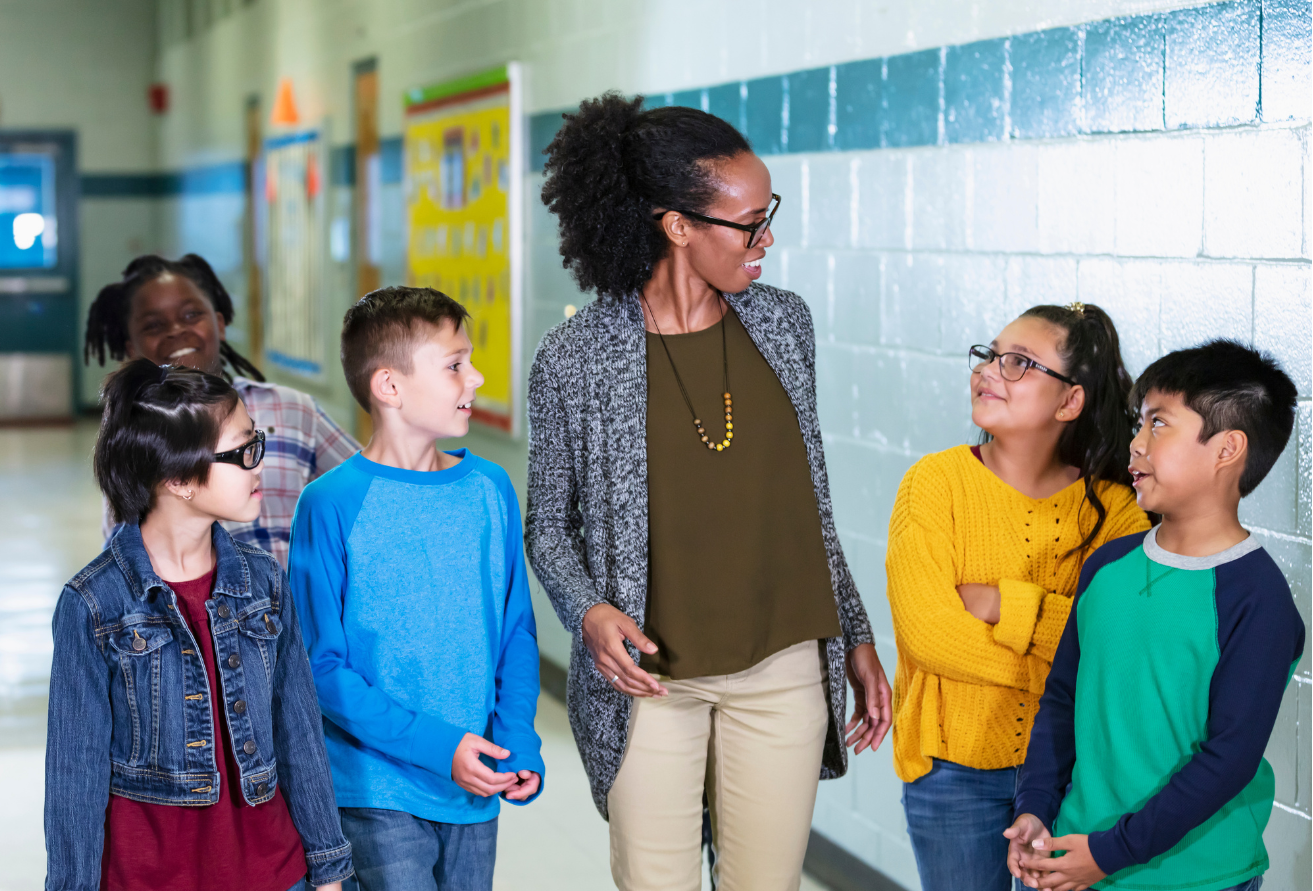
[582,603,668,698]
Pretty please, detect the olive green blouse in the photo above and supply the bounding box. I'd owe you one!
[641,307,841,680]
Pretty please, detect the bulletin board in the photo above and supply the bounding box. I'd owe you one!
[263,130,327,379]
[404,65,523,434]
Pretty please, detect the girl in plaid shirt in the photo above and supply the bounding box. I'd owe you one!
[86,254,359,566]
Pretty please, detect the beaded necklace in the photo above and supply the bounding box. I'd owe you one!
[642,294,735,452]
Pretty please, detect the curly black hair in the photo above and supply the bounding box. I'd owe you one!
[540,92,752,299]
[84,253,265,382]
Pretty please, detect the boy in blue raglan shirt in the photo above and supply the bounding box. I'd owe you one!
[1008,340,1303,891]
[289,286,543,890]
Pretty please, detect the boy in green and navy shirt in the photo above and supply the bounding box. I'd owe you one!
[1009,340,1304,891]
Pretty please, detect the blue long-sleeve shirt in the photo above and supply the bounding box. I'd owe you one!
[288,450,544,824]
[1016,528,1303,889]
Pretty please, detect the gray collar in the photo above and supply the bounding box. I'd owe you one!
[1143,525,1261,570]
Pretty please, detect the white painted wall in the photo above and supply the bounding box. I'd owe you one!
[154,2,1311,888]
[154,0,1217,167]
[0,0,158,170]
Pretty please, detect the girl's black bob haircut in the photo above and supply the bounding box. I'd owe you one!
[95,358,242,525]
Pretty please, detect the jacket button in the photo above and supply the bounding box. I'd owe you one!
[243,740,256,755]
[132,637,147,652]
[217,604,232,619]
[256,782,269,795]
[228,653,241,668]
[233,699,247,714]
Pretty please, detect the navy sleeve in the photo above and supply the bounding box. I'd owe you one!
[1087,548,1306,874]
[1015,533,1146,830]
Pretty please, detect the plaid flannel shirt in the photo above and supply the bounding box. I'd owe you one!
[103,377,360,567]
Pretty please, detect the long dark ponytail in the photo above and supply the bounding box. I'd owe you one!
[84,254,265,382]
[1021,303,1135,557]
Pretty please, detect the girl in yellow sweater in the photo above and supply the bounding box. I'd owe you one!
[886,303,1149,891]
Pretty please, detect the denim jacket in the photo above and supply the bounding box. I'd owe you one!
[45,522,352,890]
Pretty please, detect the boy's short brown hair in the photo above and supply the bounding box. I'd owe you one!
[340,286,470,410]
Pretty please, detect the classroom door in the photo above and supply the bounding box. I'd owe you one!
[352,58,379,440]
[0,131,78,421]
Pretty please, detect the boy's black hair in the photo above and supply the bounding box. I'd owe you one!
[1133,339,1297,496]
[541,92,752,299]
[94,358,241,524]
[340,286,471,410]
[84,253,265,382]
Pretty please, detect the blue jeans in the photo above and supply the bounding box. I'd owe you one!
[903,759,1018,891]
[339,807,498,891]
[1222,879,1263,891]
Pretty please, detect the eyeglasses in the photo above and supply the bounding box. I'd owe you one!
[968,345,1077,386]
[652,194,781,249]
[213,429,265,469]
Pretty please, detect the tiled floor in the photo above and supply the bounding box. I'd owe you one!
[0,421,829,891]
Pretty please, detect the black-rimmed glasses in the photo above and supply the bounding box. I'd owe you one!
[213,429,265,469]
[968,345,1077,386]
[652,193,781,249]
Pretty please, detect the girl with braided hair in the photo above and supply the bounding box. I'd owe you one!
[85,254,358,565]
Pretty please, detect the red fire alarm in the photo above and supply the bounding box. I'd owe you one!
[148,83,169,114]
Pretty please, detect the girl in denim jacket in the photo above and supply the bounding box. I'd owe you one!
[45,359,352,891]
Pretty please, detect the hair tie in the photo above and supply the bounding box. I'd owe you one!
[1067,301,1086,317]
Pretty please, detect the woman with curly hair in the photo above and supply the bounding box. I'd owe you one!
[85,254,358,565]
[526,92,894,891]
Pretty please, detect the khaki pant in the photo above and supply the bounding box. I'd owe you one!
[607,640,831,891]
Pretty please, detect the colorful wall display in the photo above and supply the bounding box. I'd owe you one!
[404,65,523,434]
[263,130,326,379]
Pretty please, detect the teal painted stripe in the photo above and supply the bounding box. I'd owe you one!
[81,161,247,198]
[525,0,1308,172]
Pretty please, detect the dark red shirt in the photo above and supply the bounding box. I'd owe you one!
[101,567,307,891]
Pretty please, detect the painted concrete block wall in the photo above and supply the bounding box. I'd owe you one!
[149,1,1310,887]
[0,0,162,407]
[519,4,1313,888]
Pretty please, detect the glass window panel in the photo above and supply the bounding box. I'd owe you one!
[0,153,57,270]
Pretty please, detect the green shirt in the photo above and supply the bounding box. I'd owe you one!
[1018,528,1304,891]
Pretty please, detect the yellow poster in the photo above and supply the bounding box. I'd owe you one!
[404,66,521,433]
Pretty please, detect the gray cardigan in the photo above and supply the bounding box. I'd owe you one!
[525,282,875,818]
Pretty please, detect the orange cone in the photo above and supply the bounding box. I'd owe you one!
[270,77,300,126]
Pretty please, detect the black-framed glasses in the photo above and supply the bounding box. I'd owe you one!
[652,193,781,248]
[213,429,265,469]
[968,345,1077,386]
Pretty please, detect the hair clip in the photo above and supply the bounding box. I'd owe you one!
[158,364,171,383]
[1067,301,1086,317]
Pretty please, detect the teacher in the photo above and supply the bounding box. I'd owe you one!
[526,92,893,891]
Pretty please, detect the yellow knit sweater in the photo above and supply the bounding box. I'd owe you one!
[886,445,1149,783]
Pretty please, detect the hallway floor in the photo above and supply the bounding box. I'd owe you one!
[0,421,829,891]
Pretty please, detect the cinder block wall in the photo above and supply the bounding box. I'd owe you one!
[524,3,1311,886]
[153,0,1311,886]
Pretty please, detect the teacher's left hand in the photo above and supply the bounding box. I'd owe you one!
[845,642,893,755]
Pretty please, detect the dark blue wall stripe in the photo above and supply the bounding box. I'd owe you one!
[81,161,247,198]
[330,144,356,187]
[380,136,404,185]
[524,0,1305,173]
[79,0,1309,191]
[81,173,173,197]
